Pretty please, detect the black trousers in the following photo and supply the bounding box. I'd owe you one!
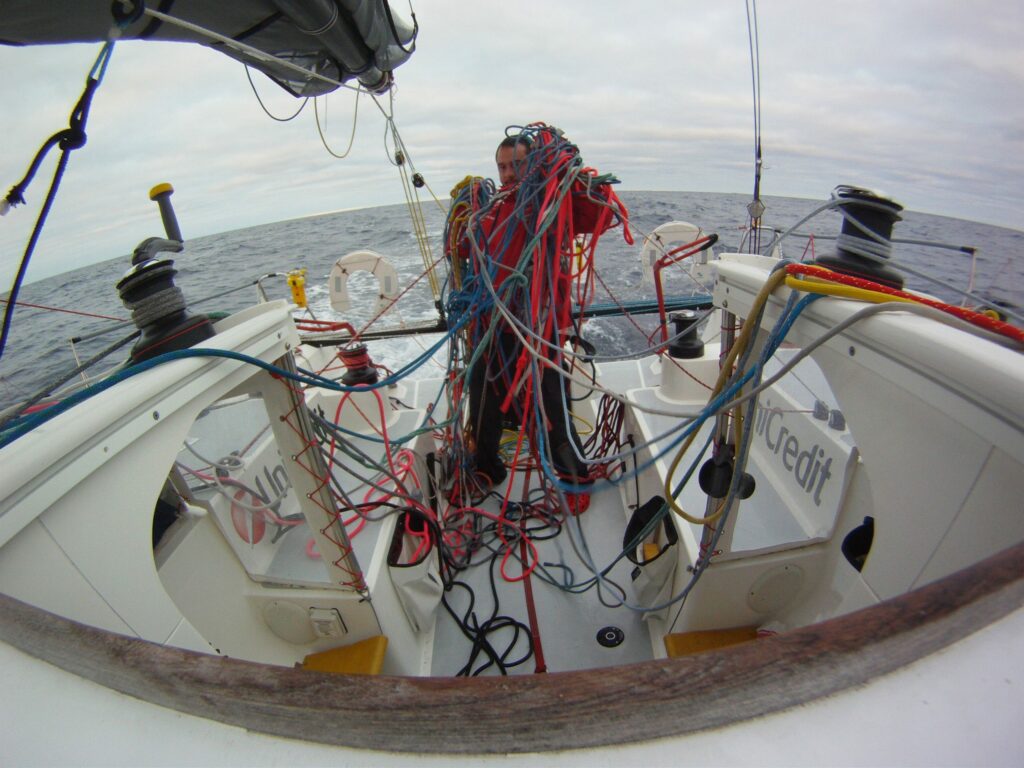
[468,333,586,480]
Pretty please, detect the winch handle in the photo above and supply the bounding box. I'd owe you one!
[149,182,182,243]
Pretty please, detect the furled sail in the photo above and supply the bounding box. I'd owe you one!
[0,0,417,96]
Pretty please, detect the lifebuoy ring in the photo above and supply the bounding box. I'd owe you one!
[640,221,707,286]
[329,250,400,315]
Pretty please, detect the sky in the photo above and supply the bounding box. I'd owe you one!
[1,0,1023,286]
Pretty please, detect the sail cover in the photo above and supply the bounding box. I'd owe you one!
[0,0,417,96]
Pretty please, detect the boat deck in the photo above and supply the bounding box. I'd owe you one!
[167,340,851,676]
[408,347,850,675]
[426,473,655,676]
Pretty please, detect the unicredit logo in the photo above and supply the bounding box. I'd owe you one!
[754,399,834,507]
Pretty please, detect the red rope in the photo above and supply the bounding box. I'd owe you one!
[339,345,372,371]
[519,526,547,674]
[295,318,357,336]
[786,263,1024,345]
[654,234,716,347]
[0,297,125,322]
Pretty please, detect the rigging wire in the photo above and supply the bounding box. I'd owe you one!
[378,87,442,301]
[0,328,139,431]
[0,41,115,363]
[745,0,765,254]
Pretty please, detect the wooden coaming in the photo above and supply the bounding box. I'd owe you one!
[0,539,1021,754]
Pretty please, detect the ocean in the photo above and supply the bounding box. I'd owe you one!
[1,190,1021,412]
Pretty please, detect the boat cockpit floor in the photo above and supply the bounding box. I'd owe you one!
[425,468,655,679]
[427,471,656,676]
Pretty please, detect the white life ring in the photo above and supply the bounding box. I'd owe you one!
[329,250,400,315]
[639,221,708,287]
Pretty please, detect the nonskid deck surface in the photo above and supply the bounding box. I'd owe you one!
[428,469,655,676]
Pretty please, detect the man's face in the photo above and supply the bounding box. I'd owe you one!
[496,143,529,187]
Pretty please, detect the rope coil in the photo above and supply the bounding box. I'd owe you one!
[123,285,187,328]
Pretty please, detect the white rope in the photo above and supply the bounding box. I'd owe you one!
[314,86,361,159]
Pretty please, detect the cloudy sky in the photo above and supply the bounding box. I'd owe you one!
[1,0,1022,286]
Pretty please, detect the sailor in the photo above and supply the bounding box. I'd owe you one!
[461,126,629,490]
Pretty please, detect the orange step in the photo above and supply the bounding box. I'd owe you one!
[663,626,758,657]
[301,635,388,675]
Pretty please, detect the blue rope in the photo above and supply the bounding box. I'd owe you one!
[0,317,465,449]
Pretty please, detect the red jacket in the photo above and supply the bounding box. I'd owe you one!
[468,173,630,339]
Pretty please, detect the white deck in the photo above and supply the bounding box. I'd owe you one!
[427,476,656,676]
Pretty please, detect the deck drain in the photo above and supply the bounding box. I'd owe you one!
[596,626,625,648]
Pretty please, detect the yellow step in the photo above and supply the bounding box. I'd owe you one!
[301,635,388,675]
[663,626,758,657]
[642,542,661,561]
